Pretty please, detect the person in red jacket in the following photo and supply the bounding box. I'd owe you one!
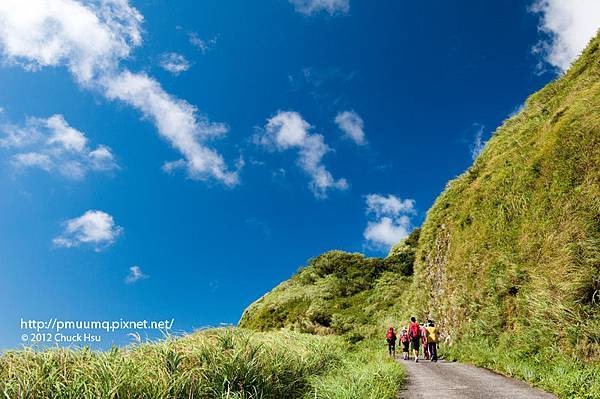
[408,316,421,362]
[386,327,397,357]
[400,328,410,360]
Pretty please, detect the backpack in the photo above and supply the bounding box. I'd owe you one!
[408,322,421,339]
[386,330,396,341]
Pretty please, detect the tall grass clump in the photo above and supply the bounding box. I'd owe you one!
[0,328,404,399]
[0,328,343,399]
[305,340,405,399]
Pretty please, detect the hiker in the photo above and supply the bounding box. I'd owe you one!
[386,326,397,357]
[426,320,439,362]
[408,317,421,362]
[400,328,410,360]
[421,323,429,360]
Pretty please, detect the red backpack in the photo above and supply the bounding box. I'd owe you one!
[408,322,421,339]
[386,329,396,341]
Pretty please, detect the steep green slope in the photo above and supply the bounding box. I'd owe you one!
[239,229,420,340]
[240,33,600,397]
[407,31,600,396]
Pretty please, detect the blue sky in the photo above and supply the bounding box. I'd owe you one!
[0,0,598,349]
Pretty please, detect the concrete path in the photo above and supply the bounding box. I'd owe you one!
[396,358,556,399]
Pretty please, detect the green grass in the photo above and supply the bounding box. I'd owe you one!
[238,230,419,340]
[305,340,405,399]
[0,328,404,399]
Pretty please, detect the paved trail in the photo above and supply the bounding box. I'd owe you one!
[396,358,556,399]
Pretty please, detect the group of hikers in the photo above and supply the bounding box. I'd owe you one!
[386,317,439,362]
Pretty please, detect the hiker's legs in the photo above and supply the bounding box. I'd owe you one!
[428,342,437,361]
[411,338,420,362]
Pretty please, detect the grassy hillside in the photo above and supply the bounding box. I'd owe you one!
[239,228,420,340]
[0,328,404,399]
[240,33,600,398]
[406,31,600,397]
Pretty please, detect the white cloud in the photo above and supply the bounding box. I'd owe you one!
[159,52,190,75]
[289,0,350,16]
[363,194,415,250]
[89,145,118,171]
[53,210,123,251]
[256,111,348,198]
[104,71,238,184]
[0,0,142,84]
[12,152,54,171]
[46,114,88,152]
[1,114,118,179]
[366,194,415,218]
[531,0,600,72]
[125,265,149,284]
[364,216,412,248]
[0,0,238,185]
[188,32,217,54]
[470,124,486,160]
[335,110,366,145]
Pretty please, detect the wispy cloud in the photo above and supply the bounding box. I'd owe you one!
[1,114,118,179]
[288,0,350,16]
[159,52,190,75]
[255,111,348,198]
[53,210,123,251]
[0,0,238,185]
[125,265,149,284]
[470,123,487,160]
[530,0,600,73]
[363,194,416,250]
[188,32,217,54]
[508,103,525,118]
[335,110,366,145]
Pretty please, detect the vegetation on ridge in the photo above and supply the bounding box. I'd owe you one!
[238,228,420,340]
